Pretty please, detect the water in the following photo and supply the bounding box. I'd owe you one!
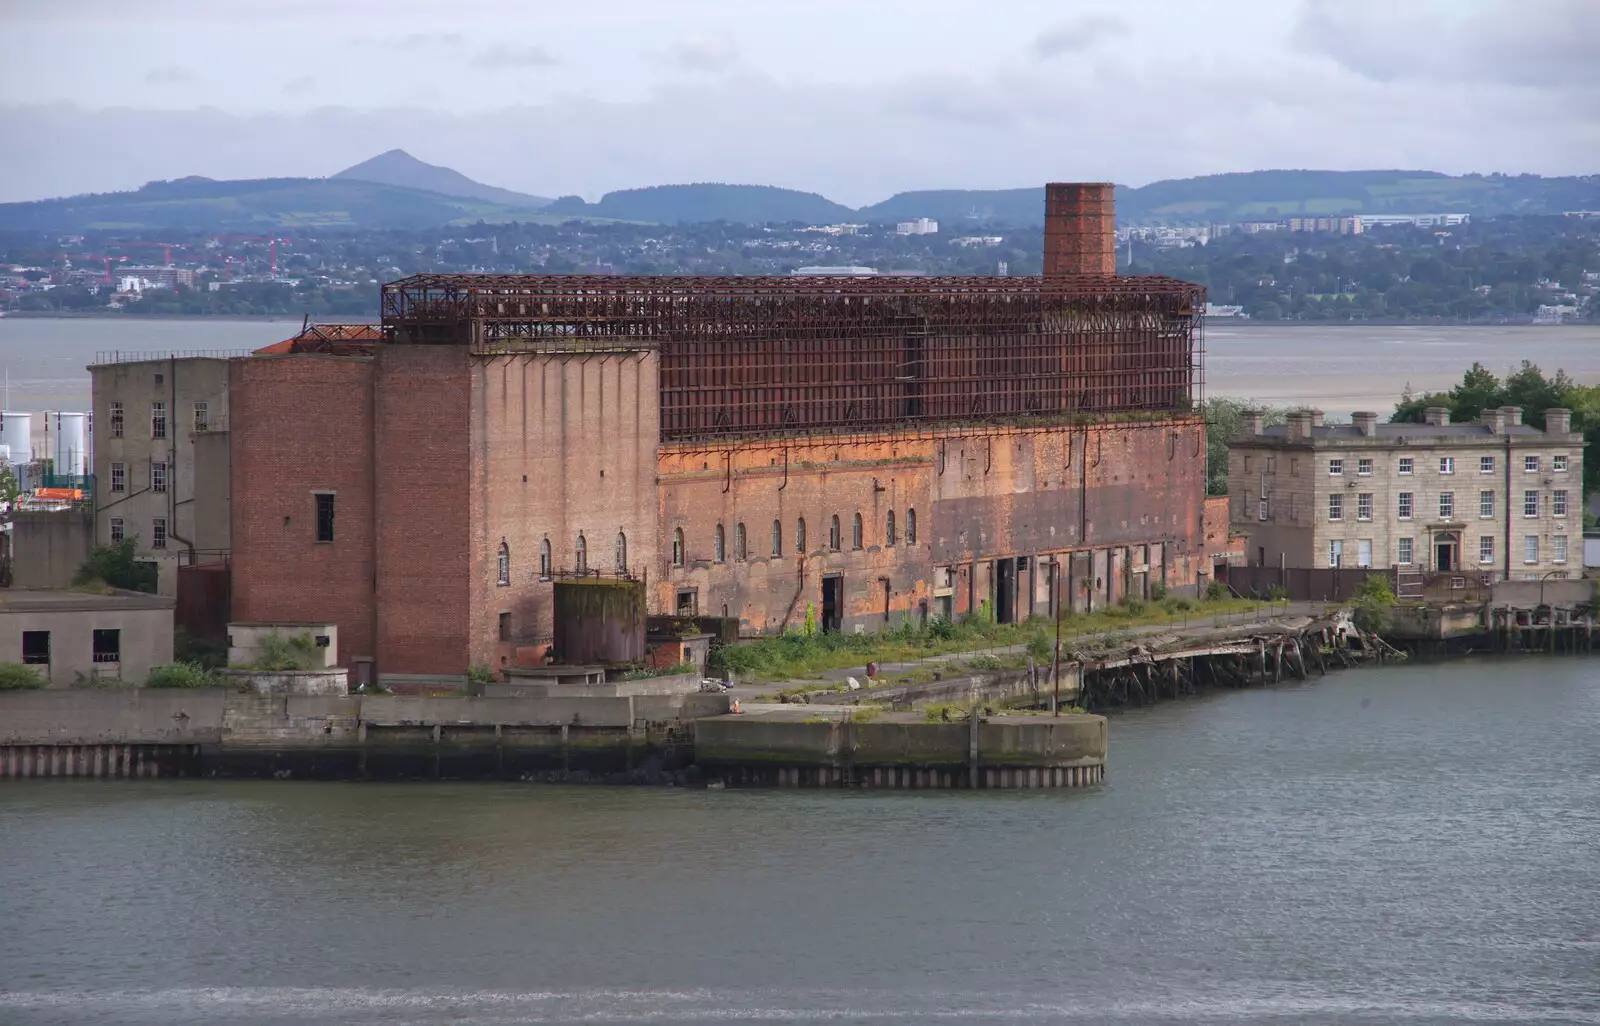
[2,660,1597,1025]
[2,317,1599,416]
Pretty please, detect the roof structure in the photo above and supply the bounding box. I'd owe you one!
[254,322,382,357]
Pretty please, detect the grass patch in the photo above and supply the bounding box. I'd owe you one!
[144,662,219,689]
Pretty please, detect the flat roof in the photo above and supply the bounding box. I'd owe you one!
[0,589,174,613]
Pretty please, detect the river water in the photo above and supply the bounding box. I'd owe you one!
[1,317,1599,416]
[2,659,1597,1025]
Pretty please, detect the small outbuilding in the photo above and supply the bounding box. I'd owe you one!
[0,589,174,687]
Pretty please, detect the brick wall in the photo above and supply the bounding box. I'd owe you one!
[229,355,375,662]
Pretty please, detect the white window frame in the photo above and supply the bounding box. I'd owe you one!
[1397,537,1414,565]
[1479,536,1494,564]
[1257,499,1268,522]
[1357,458,1372,477]
[1328,459,1344,476]
[109,517,124,542]
[1554,535,1568,564]
[1328,539,1343,568]
[110,461,125,493]
[1479,455,1495,474]
[1479,490,1494,519]
[1553,454,1568,473]
[1524,535,1539,565]
[1327,494,1343,521]
[1553,490,1568,517]
[1356,539,1373,568]
[150,461,168,493]
[1397,492,1413,520]
[1357,493,1373,521]
[1524,455,1540,473]
[1439,456,1454,475]
[151,517,168,550]
[1523,490,1539,518]
[1397,457,1413,475]
[1438,492,1454,520]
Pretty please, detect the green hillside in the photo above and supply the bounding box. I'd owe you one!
[545,183,856,224]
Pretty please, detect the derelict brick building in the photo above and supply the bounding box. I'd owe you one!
[229,183,1209,684]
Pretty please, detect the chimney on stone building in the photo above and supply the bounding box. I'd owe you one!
[1423,406,1450,426]
[1238,410,1265,438]
[1501,405,1523,426]
[1042,183,1116,277]
[1309,409,1325,428]
[1286,410,1314,439]
[1480,408,1507,433]
[1544,408,1572,435]
[1352,411,1378,436]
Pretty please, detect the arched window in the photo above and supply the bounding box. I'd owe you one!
[714,523,726,563]
[735,523,747,562]
[851,513,863,550]
[795,518,806,553]
[539,538,552,579]
[771,519,783,557]
[906,508,917,545]
[497,541,510,586]
[575,533,587,573]
[886,511,896,547]
[615,531,627,571]
[672,528,685,567]
[829,515,841,551]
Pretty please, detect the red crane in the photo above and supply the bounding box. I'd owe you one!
[21,253,128,283]
[113,241,184,265]
[211,234,292,274]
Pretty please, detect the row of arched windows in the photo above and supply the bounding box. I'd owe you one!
[499,533,628,585]
[669,510,916,567]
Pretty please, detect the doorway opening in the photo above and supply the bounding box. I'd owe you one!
[1434,533,1459,572]
[994,558,1016,624]
[821,575,843,633]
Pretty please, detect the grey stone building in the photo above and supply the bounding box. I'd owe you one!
[1228,406,1584,579]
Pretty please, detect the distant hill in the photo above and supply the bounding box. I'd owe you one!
[864,171,1600,226]
[546,183,856,224]
[332,149,551,209]
[0,175,562,232]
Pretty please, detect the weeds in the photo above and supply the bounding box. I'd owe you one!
[145,662,220,689]
[0,663,45,691]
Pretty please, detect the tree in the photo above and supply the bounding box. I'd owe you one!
[73,539,158,593]
[1349,575,1396,635]
[1204,397,1285,495]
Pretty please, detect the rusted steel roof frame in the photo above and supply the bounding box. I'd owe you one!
[381,273,1205,441]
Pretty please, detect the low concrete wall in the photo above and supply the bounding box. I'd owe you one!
[0,689,227,745]
[483,673,702,699]
[221,668,349,695]
[807,666,1079,709]
[1389,604,1486,640]
[1490,579,1596,608]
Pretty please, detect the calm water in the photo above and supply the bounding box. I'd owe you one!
[1,317,1598,416]
[2,660,1598,1025]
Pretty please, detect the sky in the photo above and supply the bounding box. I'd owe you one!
[1,0,1596,205]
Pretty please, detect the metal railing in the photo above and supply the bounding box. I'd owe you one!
[92,349,252,366]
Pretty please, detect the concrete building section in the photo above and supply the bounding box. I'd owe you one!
[0,589,174,687]
[1227,406,1585,579]
[7,512,93,589]
[88,356,231,594]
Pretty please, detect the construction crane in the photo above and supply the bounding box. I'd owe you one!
[211,234,291,275]
[21,253,129,283]
[112,241,184,266]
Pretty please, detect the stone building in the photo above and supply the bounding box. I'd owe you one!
[0,589,174,687]
[1227,406,1584,578]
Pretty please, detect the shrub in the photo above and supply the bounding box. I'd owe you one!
[1150,583,1169,601]
[1265,585,1287,602]
[73,538,158,593]
[250,632,320,671]
[0,663,45,690]
[966,654,1002,671]
[1350,575,1396,634]
[1205,579,1228,602]
[174,628,227,670]
[926,615,956,641]
[802,602,818,637]
[1123,598,1148,616]
[145,662,218,689]
[466,663,496,685]
[1026,632,1054,663]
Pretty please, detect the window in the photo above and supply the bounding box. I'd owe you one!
[796,518,806,553]
[151,401,166,439]
[109,401,124,438]
[575,534,587,572]
[851,513,863,550]
[1554,454,1568,473]
[906,509,916,545]
[540,539,552,579]
[1553,490,1568,517]
[1438,492,1454,519]
[110,462,125,492]
[1524,455,1540,473]
[1328,539,1343,568]
[1265,455,1275,474]
[1328,459,1344,476]
[734,523,746,561]
[1357,493,1372,520]
[93,629,120,663]
[151,517,167,549]
[1397,537,1414,565]
[1356,458,1372,476]
[497,541,510,586]
[1327,494,1343,521]
[21,630,49,666]
[1356,539,1372,568]
[193,401,209,432]
[676,589,697,616]
[1258,499,1268,521]
[1438,457,1454,474]
[714,524,726,563]
[672,528,684,567]
[315,492,334,542]
[1398,457,1413,475]
[1480,456,1495,474]
[616,532,628,571]
[771,520,782,557]
[1479,490,1495,518]
[1554,535,1568,564]
[151,461,168,493]
[1480,536,1494,564]
[885,511,896,546]
[1397,492,1413,520]
[109,517,124,542]
[829,515,841,551]
[499,612,511,642]
[1523,490,1539,518]
[1524,535,1539,564]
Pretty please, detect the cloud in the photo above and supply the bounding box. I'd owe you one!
[281,75,317,97]
[472,44,558,71]
[666,34,739,73]
[392,32,464,50]
[142,65,194,86]
[1030,14,1127,61]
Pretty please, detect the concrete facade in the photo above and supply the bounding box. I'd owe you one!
[7,512,93,589]
[0,589,174,687]
[89,357,231,594]
[1228,407,1585,579]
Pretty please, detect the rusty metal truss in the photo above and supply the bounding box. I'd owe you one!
[381,273,1205,442]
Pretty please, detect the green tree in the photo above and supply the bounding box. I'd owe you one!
[73,539,158,593]
[1350,575,1396,635]
[1204,397,1285,495]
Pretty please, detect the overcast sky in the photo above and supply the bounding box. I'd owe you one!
[1,0,1596,205]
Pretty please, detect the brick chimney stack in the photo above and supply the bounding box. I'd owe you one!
[1043,183,1116,276]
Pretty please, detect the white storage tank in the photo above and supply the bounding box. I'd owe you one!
[48,412,89,477]
[0,411,31,466]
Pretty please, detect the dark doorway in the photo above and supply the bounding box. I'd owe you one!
[22,630,50,666]
[1435,534,1458,572]
[995,558,1016,624]
[821,575,843,633]
[881,578,892,625]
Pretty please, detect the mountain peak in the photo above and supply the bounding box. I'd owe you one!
[331,150,550,209]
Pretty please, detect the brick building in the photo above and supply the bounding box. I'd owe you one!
[227,183,1215,686]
